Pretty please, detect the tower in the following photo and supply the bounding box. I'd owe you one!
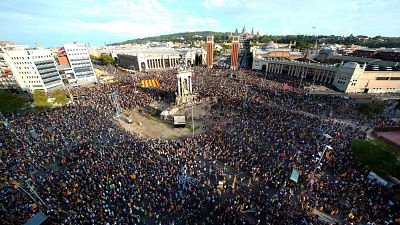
[206,34,214,68]
[231,35,240,70]
[242,26,246,33]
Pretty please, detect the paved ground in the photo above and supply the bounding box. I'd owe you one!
[312,208,342,224]
[117,104,213,140]
[375,131,400,146]
[116,109,191,139]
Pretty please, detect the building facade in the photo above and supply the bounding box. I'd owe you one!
[63,43,97,83]
[117,48,205,72]
[0,47,18,90]
[0,44,64,92]
[253,57,400,93]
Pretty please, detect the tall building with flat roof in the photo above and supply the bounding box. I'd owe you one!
[63,43,97,83]
[0,45,64,92]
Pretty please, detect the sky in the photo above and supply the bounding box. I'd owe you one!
[1,0,400,47]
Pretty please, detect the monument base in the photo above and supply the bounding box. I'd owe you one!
[176,95,197,106]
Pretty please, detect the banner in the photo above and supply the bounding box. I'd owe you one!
[290,168,299,183]
[141,79,160,88]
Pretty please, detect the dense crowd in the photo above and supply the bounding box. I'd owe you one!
[1,64,399,224]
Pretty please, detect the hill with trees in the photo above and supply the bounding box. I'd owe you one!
[111,32,400,48]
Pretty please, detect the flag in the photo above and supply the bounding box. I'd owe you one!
[325,151,331,158]
[290,169,299,183]
[141,79,160,88]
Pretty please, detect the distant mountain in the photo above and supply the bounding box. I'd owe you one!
[110,31,232,45]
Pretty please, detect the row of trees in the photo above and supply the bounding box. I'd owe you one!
[90,54,115,65]
[112,31,400,49]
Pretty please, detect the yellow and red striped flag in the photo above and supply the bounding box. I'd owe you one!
[141,79,160,88]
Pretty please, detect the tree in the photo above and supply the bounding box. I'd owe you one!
[356,103,385,118]
[90,55,98,61]
[51,89,67,106]
[32,90,52,108]
[352,139,400,178]
[222,44,232,49]
[98,55,115,65]
[0,91,27,114]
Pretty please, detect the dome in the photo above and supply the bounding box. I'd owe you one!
[263,41,279,49]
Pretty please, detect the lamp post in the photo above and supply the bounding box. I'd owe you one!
[191,103,194,138]
[312,144,332,176]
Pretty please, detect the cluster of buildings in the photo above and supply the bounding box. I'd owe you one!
[252,57,400,93]
[0,42,96,93]
[113,47,205,72]
[2,29,399,94]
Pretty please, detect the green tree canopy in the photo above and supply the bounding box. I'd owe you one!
[352,139,400,178]
[99,55,115,65]
[91,54,115,65]
[32,90,52,108]
[356,103,385,118]
[51,89,67,106]
[0,91,28,114]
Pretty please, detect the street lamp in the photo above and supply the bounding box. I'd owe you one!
[191,103,195,138]
[312,144,332,176]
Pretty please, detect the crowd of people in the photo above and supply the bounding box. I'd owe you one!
[1,64,399,224]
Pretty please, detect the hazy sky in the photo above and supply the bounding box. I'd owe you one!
[1,0,400,47]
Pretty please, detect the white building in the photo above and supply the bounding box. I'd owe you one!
[252,57,400,93]
[0,47,18,90]
[63,43,97,83]
[0,44,64,92]
[115,47,206,72]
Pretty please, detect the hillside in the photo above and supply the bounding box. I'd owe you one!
[110,31,232,45]
[111,32,400,49]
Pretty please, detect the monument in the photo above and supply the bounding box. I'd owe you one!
[231,35,240,70]
[176,54,196,105]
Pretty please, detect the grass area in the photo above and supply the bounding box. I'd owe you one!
[351,139,400,179]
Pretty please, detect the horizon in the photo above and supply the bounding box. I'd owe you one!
[2,0,400,47]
